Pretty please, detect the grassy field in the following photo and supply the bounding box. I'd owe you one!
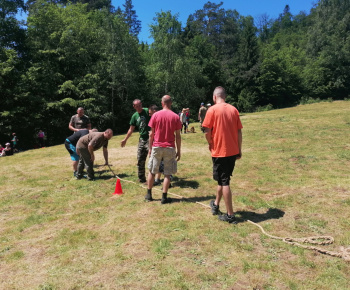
[1,101,350,289]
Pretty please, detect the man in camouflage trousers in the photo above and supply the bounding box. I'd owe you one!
[121,99,150,183]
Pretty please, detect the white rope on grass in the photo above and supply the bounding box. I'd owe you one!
[112,172,350,262]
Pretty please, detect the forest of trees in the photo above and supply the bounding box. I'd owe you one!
[1,0,350,148]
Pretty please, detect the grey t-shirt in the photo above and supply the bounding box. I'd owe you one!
[70,114,91,129]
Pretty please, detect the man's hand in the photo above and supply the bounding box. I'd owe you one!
[236,151,242,160]
[121,139,127,147]
[208,143,212,151]
[176,151,181,161]
[91,154,95,162]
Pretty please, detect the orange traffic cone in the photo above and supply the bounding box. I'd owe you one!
[113,179,123,195]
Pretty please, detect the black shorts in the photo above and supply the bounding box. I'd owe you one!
[212,155,237,186]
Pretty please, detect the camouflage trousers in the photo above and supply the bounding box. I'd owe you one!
[137,138,149,181]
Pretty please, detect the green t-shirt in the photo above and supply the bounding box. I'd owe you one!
[130,108,150,140]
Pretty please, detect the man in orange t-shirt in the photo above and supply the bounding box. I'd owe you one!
[202,86,243,223]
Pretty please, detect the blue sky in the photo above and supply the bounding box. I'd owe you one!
[113,0,317,42]
[16,0,317,43]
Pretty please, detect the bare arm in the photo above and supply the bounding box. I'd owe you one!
[87,123,92,130]
[148,128,154,156]
[88,143,95,162]
[204,127,212,151]
[103,147,108,165]
[121,126,135,147]
[69,122,78,132]
[237,129,242,159]
[175,129,181,161]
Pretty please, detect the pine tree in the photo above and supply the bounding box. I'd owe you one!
[122,0,141,37]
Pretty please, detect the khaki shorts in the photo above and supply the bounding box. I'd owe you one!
[148,147,177,176]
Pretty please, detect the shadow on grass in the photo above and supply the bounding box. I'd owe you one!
[172,176,200,189]
[235,208,285,224]
[96,170,130,180]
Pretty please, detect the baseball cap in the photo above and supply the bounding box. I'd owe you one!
[201,102,204,106]
[5,143,10,146]
[207,103,211,106]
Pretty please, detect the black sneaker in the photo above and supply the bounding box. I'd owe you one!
[210,200,220,215]
[75,175,83,180]
[145,193,153,201]
[153,180,161,186]
[218,213,237,224]
[161,197,172,204]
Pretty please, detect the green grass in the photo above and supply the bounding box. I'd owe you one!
[1,101,350,289]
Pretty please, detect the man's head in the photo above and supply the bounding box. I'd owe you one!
[77,107,84,117]
[213,86,226,104]
[104,129,113,140]
[12,133,16,136]
[5,143,10,147]
[201,102,204,107]
[148,104,158,116]
[133,99,143,113]
[161,95,172,108]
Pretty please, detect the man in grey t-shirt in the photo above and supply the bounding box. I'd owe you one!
[69,107,91,132]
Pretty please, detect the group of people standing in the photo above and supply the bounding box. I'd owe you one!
[120,87,243,223]
[64,86,242,223]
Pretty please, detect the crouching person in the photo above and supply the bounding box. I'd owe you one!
[76,129,113,181]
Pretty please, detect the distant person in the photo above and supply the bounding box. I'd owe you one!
[65,129,98,177]
[202,86,243,223]
[121,99,150,183]
[11,133,19,152]
[146,95,182,203]
[69,107,91,132]
[198,103,207,133]
[0,144,4,156]
[179,108,187,134]
[185,108,190,131]
[2,143,13,156]
[76,129,113,181]
[37,130,45,147]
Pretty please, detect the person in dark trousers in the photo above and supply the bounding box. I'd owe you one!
[76,129,113,181]
[120,99,151,183]
[65,129,97,177]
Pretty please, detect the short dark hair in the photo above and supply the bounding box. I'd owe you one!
[148,104,158,111]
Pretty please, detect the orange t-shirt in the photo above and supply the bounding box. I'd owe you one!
[202,103,243,157]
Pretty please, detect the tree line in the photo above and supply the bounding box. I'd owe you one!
[1,0,349,148]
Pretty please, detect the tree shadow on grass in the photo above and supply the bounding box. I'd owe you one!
[234,208,285,224]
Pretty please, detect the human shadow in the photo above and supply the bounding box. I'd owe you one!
[181,195,216,204]
[97,170,130,180]
[172,177,200,189]
[234,208,285,224]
